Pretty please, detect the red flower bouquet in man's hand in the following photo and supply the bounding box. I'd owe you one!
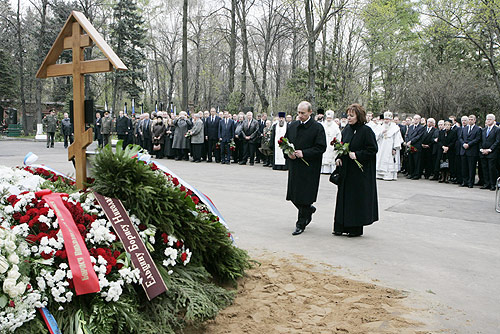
[330,137,363,171]
[278,136,309,166]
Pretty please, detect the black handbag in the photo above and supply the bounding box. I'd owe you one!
[329,166,342,185]
[439,153,449,169]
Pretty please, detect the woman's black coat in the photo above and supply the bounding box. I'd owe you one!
[334,123,378,227]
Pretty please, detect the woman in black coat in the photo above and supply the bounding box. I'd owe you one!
[334,104,378,237]
[152,116,166,159]
[436,119,457,183]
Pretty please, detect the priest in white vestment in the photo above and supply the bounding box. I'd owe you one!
[321,110,341,174]
[376,111,404,180]
[271,112,288,170]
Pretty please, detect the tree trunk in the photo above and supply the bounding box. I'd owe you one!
[35,0,48,125]
[291,5,298,76]
[367,50,373,108]
[153,46,161,103]
[228,0,237,95]
[16,0,28,134]
[275,40,282,99]
[193,31,201,108]
[182,0,189,112]
[238,0,248,112]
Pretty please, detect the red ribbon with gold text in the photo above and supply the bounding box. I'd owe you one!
[36,190,100,295]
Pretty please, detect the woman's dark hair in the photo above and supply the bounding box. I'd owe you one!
[346,104,367,124]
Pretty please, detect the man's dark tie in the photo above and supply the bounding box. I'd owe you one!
[487,127,491,136]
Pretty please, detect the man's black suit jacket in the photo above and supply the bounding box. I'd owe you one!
[458,125,481,156]
[480,126,500,159]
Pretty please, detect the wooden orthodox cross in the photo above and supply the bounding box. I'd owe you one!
[36,11,127,189]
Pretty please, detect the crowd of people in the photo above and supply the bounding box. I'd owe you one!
[89,106,499,192]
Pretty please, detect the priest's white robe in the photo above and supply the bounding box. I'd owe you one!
[375,122,404,180]
[321,120,341,174]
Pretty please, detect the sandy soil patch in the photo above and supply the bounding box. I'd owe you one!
[190,254,437,334]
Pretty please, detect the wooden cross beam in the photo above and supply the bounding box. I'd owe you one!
[36,11,127,189]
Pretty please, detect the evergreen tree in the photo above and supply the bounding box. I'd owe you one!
[111,0,146,112]
[0,49,16,100]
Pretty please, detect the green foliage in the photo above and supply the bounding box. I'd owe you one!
[0,49,17,100]
[111,0,147,99]
[91,142,251,282]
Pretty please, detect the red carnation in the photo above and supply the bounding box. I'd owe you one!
[113,251,121,258]
[180,185,186,192]
[12,213,22,221]
[41,251,54,260]
[20,215,30,224]
[117,263,124,270]
[96,248,107,257]
[55,250,67,259]
[172,178,179,186]
[27,284,32,290]
[105,265,112,275]
[67,279,74,290]
[7,195,18,204]
[8,300,15,308]
[151,163,159,171]
[175,240,183,248]
[180,252,187,262]
[138,223,147,231]
[38,223,49,232]
[39,207,49,216]
[77,224,86,234]
[26,234,38,243]
[161,233,169,244]
[192,196,200,205]
[186,189,193,196]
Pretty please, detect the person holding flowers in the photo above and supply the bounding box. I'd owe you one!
[333,103,378,237]
[284,101,326,236]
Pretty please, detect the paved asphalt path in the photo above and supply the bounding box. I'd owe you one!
[1,139,499,333]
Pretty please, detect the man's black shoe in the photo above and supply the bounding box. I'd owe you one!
[480,185,489,189]
[406,176,412,179]
[460,183,466,187]
[249,162,254,166]
[292,227,304,236]
[347,233,362,237]
[333,232,343,236]
[238,161,246,165]
[411,176,420,180]
[490,187,496,191]
[468,185,473,188]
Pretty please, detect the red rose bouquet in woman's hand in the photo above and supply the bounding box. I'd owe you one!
[330,137,363,171]
[278,136,309,166]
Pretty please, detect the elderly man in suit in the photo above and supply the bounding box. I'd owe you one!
[420,118,438,179]
[459,114,481,188]
[479,114,500,190]
[218,111,235,164]
[405,114,425,179]
[239,111,260,165]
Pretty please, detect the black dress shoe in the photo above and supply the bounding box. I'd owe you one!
[292,227,304,236]
[249,162,254,166]
[460,183,467,187]
[304,206,317,227]
[406,176,412,179]
[490,187,496,191]
[238,161,246,165]
[480,185,489,189]
[333,232,343,236]
[411,177,420,180]
[347,233,362,237]
[468,185,473,188]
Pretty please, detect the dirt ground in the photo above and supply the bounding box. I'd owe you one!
[191,254,437,334]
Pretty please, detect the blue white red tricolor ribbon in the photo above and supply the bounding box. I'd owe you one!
[39,307,62,334]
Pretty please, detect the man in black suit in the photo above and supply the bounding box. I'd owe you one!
[479,114,500,190]
[452,116,467,184]
[420,118,439,179]
[405,114,425,179]
[205,108,220,163]
[238,111,260,165]
[218,111,235,164]
[116,110,131,149]
[458,114,481,188]
[140,113,152,153]
[285,101,326,235]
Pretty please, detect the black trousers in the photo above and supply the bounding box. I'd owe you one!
[235,138,244,162]
[461,155,478,186]
[64,134,74,148]
[143,137,152,154]
[96,134,103,148]
[118,134,128,149]
[220,141,231,162]
[409,151,422,178]
[207,138,220,162]
[191,143,203,161]
[292,201,315,229]
[481,157,498,188]
[46,132,55,147]
[243,141,256,163]
[420,147,434,177]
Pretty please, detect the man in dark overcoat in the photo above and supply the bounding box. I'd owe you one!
[458,114,481,188]
[285,101,326,236]
[479,114,500,190]
[405,114,425,179]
